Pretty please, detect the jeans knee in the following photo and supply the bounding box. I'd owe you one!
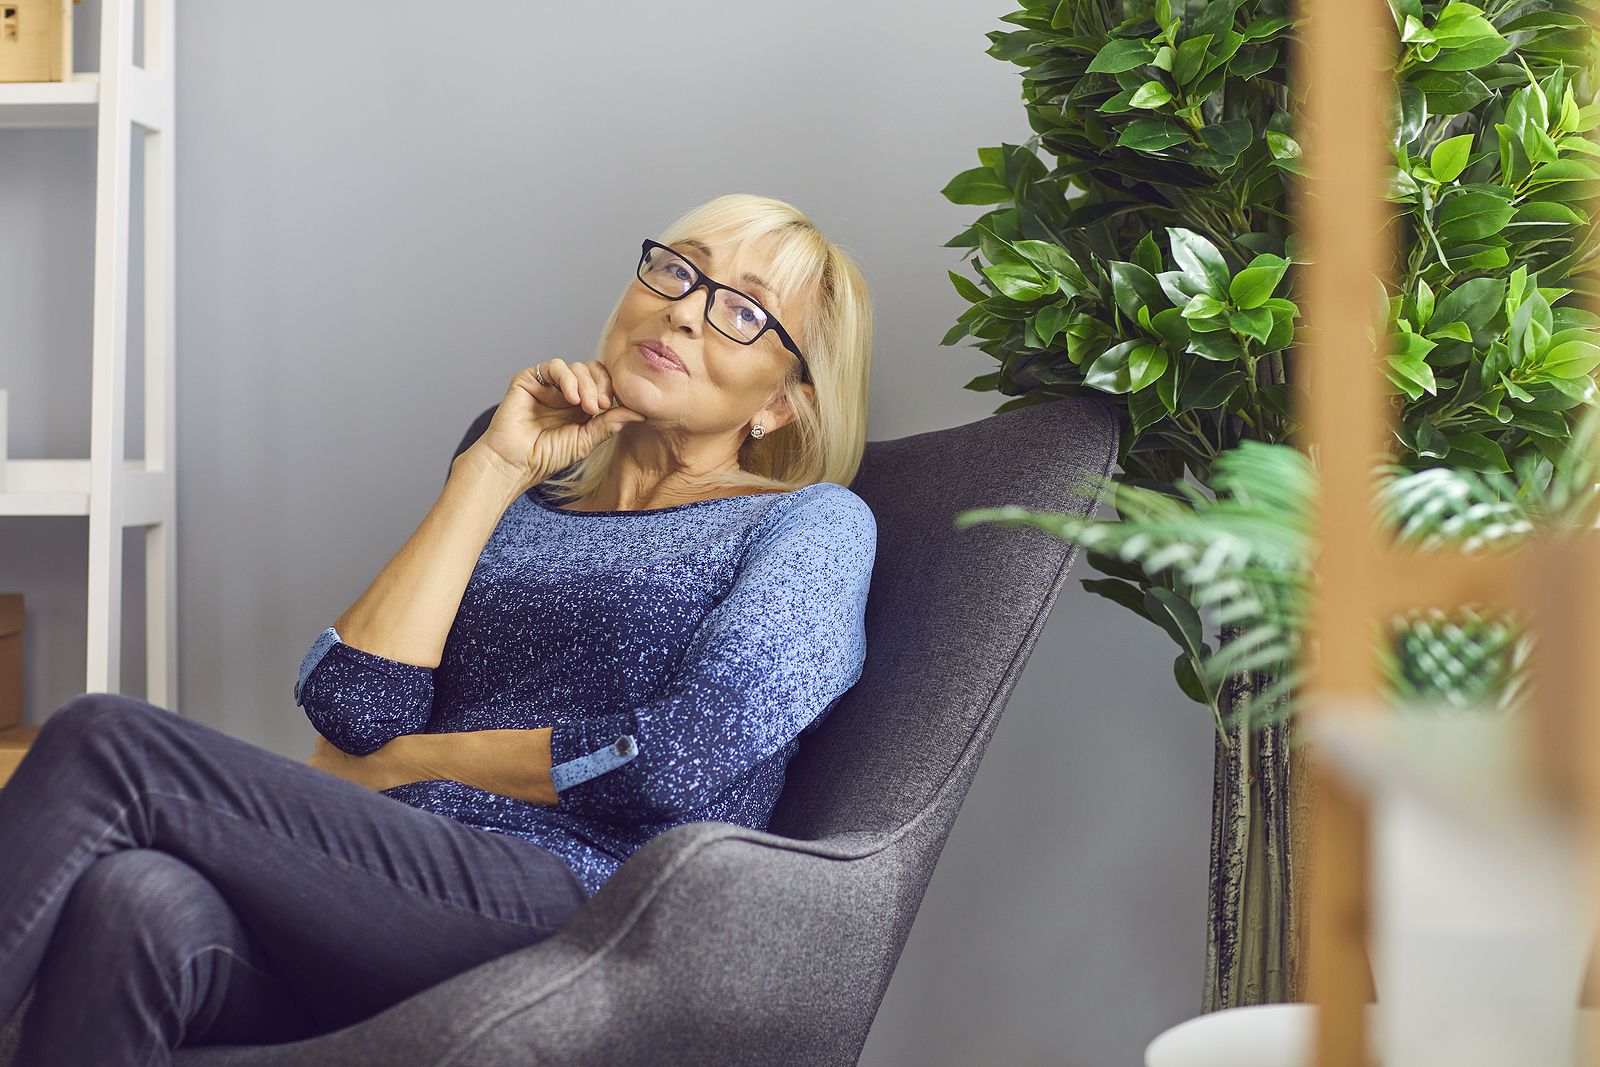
[63,850,214,938]
[44,693,168,750]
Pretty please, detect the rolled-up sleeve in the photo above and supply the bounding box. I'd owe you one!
[294,626,435,755]
[546,485,876,825]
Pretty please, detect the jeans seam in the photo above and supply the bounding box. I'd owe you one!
[143,790,563,934]
[1,798,136,961]
[168,942,295,1052]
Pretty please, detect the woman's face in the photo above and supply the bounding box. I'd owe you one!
[601,232,808,434]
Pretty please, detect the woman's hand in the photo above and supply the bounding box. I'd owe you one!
[465,360,648,490]
[306,736,436,793]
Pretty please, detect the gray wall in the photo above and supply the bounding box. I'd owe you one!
[0,2,1216,1062]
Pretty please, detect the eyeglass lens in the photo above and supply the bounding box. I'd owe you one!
[638,246,771,345]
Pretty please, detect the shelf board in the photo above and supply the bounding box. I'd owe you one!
[0,724,40,788]
[0,459,170,523]
[0,73,100,129]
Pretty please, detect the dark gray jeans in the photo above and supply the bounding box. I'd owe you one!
[0,692,589,1066]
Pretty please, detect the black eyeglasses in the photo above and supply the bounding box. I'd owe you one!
[636,238,812,386]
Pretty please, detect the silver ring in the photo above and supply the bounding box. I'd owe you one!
[534,364,549,387]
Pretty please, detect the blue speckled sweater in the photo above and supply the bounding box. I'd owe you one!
[293,478,876,899]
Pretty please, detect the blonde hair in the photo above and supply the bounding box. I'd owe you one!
[540,193,873,501]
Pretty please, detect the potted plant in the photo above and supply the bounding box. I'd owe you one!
[941,0,1600,1007]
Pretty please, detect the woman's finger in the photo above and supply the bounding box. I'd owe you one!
[537,358,578,408]
[590,360,616,407]
[572,363,606,414]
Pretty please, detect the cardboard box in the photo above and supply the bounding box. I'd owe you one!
[0,593,32,789]
[0,1,75,83]
[0,593,21,730]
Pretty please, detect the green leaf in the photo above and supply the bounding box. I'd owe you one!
[1011,240,1088,292]
[1240,15,1293,41]
[1179,363,1246,409]
[1386,354,1437,399]
[1196,120,1253,169]
[1172,33,1213,86]
[1435,190,1516,243]
[1082,578,1155,623]
[1129,80,1173,109]
[1174,653,1210,706]
[1129,385,1167,435]
[1087,37,1157,74]
[1415,278,1434,327]
[1146,587,1206,658]
[1510,201,1586,228]
[981,261,1052,300]
[1527,157,1600,185]
[1117,118,1191,152]
[1186,334,1244,362]
[1433,278,1505,333]
[1426,321,1473,343]
[1429,134,1474,181]
[1181,293,1225,321]
[1410,70,1491,114]
[941,166,1013,206]
[1084,340,1140,394]
[1167,227,1230,297]
[1447,431,1511,473]
[1156,355,1182,413]
[1109,261,1167,321]
[1415,419,1450,459]
[1157,269,1206,308]
[1229,307,1274,344]
[1149,308,1191,351]
[1499,373,1534,403]
[1540,339,1600,379]
[1129,344,1169,392]
[947,270,986,303]
[1228,254,1289,310]
[1133,233,1163,276]
[1033,302,1076,347]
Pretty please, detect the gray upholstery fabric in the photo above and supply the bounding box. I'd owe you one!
[1,396,1117,1066]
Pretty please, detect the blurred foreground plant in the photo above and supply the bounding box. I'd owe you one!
[955,401,1600,743]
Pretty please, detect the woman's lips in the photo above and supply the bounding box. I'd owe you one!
[636,342,687,374]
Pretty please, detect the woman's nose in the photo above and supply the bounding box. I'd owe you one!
[666,285,711,332]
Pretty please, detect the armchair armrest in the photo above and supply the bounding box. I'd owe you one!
[176,823,895,1067]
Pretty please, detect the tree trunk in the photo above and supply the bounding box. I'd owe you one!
[1201,623,1299,1010]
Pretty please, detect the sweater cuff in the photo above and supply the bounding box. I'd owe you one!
[295,626,435,706]
[549,713,639,794]
[294,626,435,755]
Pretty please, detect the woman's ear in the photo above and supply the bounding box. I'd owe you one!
[757,381,814,433]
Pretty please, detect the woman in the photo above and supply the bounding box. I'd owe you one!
[0,193,877,1065]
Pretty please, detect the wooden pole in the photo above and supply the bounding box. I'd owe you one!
[1292,0,1396,1062]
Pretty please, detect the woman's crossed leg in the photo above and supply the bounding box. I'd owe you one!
[0,693,588,1064]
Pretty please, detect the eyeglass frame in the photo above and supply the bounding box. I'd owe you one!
[636,238,813,386]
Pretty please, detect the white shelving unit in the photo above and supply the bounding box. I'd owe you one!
[0,0,178,723]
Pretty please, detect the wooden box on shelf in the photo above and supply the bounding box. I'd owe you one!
[0,593,34,788]
[0,0,77,83]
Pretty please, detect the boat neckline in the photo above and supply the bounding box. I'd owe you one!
[525,484,806,516]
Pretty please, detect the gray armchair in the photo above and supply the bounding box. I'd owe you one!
[2,396,1118,1066]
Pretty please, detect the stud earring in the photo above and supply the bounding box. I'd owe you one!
[750,424,765,439]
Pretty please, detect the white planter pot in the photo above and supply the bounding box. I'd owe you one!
[1318,712,1599,1067]
[1369,772,1595,1067]
[1145,713,1600,1067]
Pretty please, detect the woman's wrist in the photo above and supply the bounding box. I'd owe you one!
[387,733,447,781]
[455,443,543,496]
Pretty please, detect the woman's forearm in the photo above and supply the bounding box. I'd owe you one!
[396,729,558,805]
[334,445,528,669]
